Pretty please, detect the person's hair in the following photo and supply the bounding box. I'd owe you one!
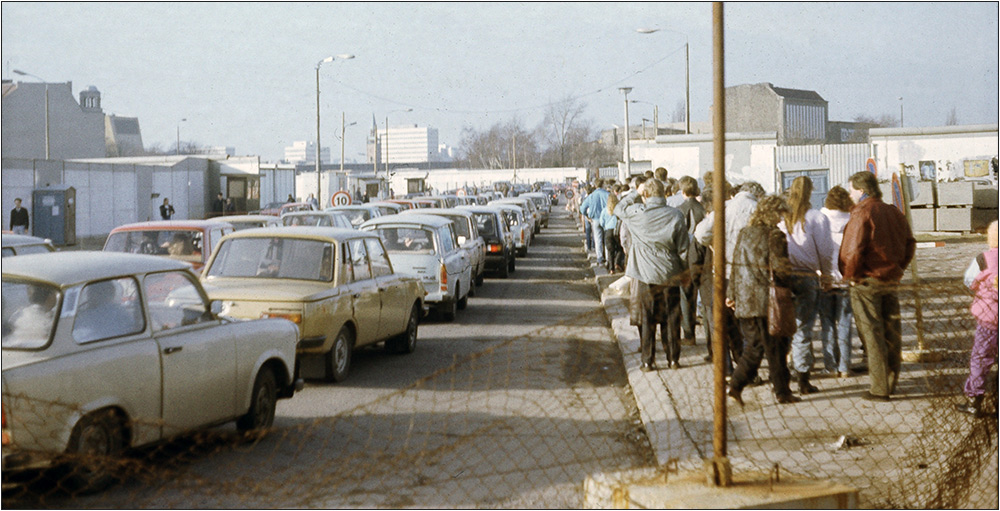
[641,178,665,198]
[824,185,853,212]
[849,171,881,199]
[663,178,677,196]
[740,181,766,200]
[606,192,619,213]
[14,197,22,202]
[701,187,714,213]
[644,170,654,179]
[679,176,699,197]
[988,220,998,249]
[654,167,668,181]
[784,176,813,230]
[163,198,170,203]
[621,184,630,192]
[633,175,649,186]
[594,178,604,188]
[586,184,595,194]
[749,195,789,227]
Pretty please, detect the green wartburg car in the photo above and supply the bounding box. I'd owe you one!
[200,227,426,383]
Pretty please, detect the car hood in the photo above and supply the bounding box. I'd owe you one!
[200,278,342,302]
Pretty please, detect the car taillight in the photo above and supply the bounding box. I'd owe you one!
[440,262,448,292]
[2,402,9,446]
[520,229,525,243]
[487,243,502,253]
[262,311,302,324]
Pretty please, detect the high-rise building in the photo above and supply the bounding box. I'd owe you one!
[367,124,451,164]
[284,140,330,164]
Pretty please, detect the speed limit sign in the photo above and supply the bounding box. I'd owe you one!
[331,190,352,207]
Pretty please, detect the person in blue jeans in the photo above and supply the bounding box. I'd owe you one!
[818,186,855,377]
[580,179,610,265]
[778,177,834,395]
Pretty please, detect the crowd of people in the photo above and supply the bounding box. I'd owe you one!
[566,167,997,414]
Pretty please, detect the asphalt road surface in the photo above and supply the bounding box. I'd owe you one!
[9,209,653,509]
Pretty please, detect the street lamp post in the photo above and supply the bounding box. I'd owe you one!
[636,28,690,134]
[176,118,187,155]
[315,54,355,206]
[899,97,904,127]
[13,69,50,159]
[631,99,659,137]
[619,87,633,183]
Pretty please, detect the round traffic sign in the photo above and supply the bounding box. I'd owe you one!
[455,189,466,197]
[331,190,352,207]
[866,158,878,177]
[564,189,575,199]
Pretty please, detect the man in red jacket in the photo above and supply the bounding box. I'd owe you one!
[839,171,916,401]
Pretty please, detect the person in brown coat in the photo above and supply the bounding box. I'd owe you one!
[726,195,800,405]
[839,171,915,401]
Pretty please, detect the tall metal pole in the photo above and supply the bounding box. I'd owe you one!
[899,97,904,127]
[43,84,50,159]
[315,64,323,205]
[340,112,347,176]
[384,116,389,198]
[619,87,632,183]
[709,2,731,487]
[685,41,691,135]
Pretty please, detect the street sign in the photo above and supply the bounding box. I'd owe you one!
[331,190,352,207]
[866,158,877,177]
[564,189,575,199]
[890,172,904,213]
[455,189,466,197]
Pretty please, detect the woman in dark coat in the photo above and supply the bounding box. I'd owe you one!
[726,195,801,405]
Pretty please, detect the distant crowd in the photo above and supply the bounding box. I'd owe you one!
[566,167,998,415]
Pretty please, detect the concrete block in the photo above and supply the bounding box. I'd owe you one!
[909,207,936,232]
[585,467,858,509]
[937,181,974,206]
[973,183,999,208]
[972,208,999,231]
[936,207,972,232]
[907,180,935,207]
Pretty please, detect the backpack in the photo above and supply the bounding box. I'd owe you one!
[970,249,999,328]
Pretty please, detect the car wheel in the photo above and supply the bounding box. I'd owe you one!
[237,367,277,432]
[388,303,420,354]
[475,271,485,286]
[498,259,510,278]
[324,327,353,382]
[65,409,125,494]
[457,286,469,310]
[517,246,527,257]
[437,299,457,322]
[509,256,516,273]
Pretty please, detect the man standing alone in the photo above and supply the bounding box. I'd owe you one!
[615,178,689,371]
[580,179,610,266]
[839,171,915,401]
[10,198,29,235]
[159,198,175,220]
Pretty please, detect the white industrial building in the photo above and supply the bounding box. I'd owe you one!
[367,124,451,164]
[283,140,330,165]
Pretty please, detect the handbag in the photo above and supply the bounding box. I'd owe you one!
[767,268,796,337]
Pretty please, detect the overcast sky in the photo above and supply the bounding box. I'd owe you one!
[2,2,997,163]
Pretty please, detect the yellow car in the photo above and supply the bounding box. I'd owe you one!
[200,227,425,382]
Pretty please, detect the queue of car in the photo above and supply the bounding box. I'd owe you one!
[1,190,552,492]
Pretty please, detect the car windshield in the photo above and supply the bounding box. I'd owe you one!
[2,281,61,349]
[372,227,436,255]
[206,237,336,282]
[7,243,53,256]
[105,230,203,263]
[336,209,370,227]
[230,221,266,231]
[283,214,332,227]
[441,216,471,238]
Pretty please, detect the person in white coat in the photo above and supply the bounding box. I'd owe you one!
[818,186,855,377]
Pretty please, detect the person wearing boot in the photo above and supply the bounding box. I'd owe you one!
[956,220,998,417]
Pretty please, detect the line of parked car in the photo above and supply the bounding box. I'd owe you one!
[0,189,553,493]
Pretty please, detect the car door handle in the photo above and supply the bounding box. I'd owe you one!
[164,346,183,355]
[353,293,361,298]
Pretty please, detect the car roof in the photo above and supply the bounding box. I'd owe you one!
[109,219,234,231]
[328,204,377,210]
[2,251,190,287]
[220,226,368,242]
[1,233,52,248]
[399,208,473,219]
[218,214,279,222]
[456,205,504,215]
[281,210,335,217]
[362,214,452,228]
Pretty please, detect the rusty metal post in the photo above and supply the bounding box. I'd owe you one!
[706,1,732,487]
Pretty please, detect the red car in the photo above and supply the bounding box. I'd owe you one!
[259,201,317,216]
[103,220,234,271]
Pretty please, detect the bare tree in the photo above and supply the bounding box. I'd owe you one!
[456,118,539,170]
[945,107,959,126]
[537,95,588,167]
[853,113,898,128]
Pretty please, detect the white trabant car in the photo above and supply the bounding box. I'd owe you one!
[488,203,533,257]
[221,214,282,231]
[281,210,353,230]
[491,197,541,234]
[360,214,472,321]
[1,233,55,257]
[326,205,383,229]
[400,208,486,288]
[519,192,551,228]
[200,227,425,382]
[1,252,301,491]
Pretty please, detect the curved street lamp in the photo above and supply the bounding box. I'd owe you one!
[316,54,355,206]
[636,27,690,134]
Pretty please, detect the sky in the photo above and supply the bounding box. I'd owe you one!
[2,2,997,164]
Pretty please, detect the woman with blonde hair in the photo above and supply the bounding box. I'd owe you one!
[727,195,800,404]
[779,176,834,395]
[956,220,999,417]
[818,186,856,377]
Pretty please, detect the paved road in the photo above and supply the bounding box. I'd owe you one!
[10,209,653,509]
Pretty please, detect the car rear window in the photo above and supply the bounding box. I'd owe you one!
[105,230,203,264]
[206,237,335,282]
[2,281,61,349]
[372,227,436,255]
[472,213,498,238]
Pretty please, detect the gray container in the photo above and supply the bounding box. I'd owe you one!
[31,185,76,246]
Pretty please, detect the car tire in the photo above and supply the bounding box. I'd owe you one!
[65,409,125,494]
[324,327,353,382]
[388,303,420,354]
[457,286,469,310]
[438,299,457,322]
[237,367,277,432]
[517,246,527,257]
[475,270,485,287]
[498,259,510,278]
[509,256,516,273]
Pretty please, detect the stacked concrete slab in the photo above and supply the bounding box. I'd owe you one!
[881,178,998,233]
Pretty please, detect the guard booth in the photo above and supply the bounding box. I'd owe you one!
[32,185,76,246]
